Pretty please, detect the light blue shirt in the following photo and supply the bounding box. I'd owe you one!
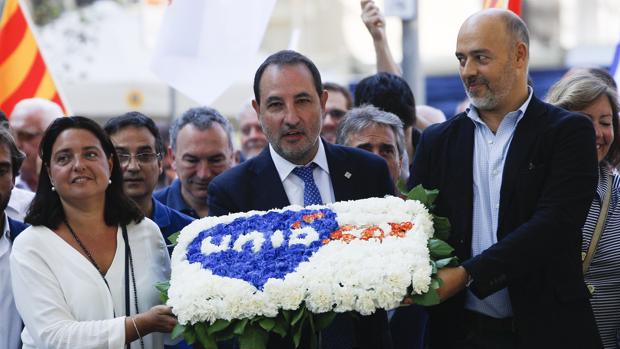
[464,87,533,319]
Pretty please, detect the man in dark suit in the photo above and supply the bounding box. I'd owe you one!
[0,126,28,349]
[408,9,601,348]
[208,50,394,349]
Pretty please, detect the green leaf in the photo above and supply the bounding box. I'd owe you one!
[429,239,454,258]
[430,260,437,274]
[434,256,459,269]
[184,326,196,344]
[233,318,249,336]
[396,179,408,196]
[154,281,170,293]
[433,216,451,240]
[314,312,337,331]
[168,231,181,245]
[291,307,306,326]
[171,323,185,339]
[207,319,231,335]
[412,288,441,306]
[425,188,439,205]
[292,316,306,348]
[258,317,276,332]
[281,309,292,322]
[272,317,288,338]
[194,323,217,349]
[405,185,428,205]
[155,281,170,303]
[239,325,268,349]
[430,276,443,290]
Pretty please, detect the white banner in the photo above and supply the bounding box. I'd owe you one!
[150,0,277,106]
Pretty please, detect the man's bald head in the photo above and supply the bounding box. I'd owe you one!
[461,9,530,58]
[9,98,63,190]
[456,9,530,114]
[10,98,63,129]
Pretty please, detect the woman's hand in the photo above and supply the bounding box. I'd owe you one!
[137,305,178,334]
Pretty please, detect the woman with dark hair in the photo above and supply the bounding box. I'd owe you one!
[546,72,620,348]
[10,117,176,348]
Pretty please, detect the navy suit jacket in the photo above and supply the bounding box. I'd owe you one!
[208,140,395,349]
[8,216,28,242]
[408,96,602,348]
[208,141,395,215]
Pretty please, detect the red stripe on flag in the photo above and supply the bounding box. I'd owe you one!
[508,0,521,16]
[0,51,46,114]
[0,9,27,65]
[51,92,66,114]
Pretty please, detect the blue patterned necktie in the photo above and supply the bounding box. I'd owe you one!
[292,162,323,206]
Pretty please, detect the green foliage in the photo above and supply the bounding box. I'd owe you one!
[428,239,454,259]
[168,231,181,246]
[171,323,185,339]
[239,325,268,349]
[155,281,170,303]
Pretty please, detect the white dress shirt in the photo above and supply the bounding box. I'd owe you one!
[6,187,34,221]
[0,214,21,349]
[269,141,335,206]
[10,219,170,349]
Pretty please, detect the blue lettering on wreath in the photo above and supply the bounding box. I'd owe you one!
[185,209,339,289]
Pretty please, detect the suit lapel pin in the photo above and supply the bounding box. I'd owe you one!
[344,171,352,179]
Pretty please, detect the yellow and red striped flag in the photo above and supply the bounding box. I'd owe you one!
[0,0,67,116]
[483,0,521,16]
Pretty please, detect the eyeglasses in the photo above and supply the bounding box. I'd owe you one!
[325,109,347,119]
[117,152,160,166]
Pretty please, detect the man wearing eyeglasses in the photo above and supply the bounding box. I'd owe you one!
[320,82,352,144]
[104,112,194,257]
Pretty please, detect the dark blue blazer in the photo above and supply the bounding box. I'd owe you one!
[408,96,602,348]
[208,140,395,349]
[151,198,194,256]
[8,217,28,242]
[208,141,395,216]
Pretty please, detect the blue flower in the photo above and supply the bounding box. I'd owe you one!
[186,209,337,289]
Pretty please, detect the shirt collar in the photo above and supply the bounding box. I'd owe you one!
[466,86,533,126]
[168,179,197,218]
[269,139,330,182]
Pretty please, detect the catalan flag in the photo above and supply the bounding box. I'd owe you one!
[483,0,521,16]
[0,0,67,115]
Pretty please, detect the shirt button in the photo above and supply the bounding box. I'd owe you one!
[495,204,500,209]
[492,170,498,175]
[488,140,494,144]
[587,284,595,295]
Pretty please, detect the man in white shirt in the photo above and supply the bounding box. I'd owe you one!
[0,127,28,349]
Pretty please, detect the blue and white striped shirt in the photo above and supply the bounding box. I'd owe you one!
[464,88,533,319]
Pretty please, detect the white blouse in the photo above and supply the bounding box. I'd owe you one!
[10,218,171,349]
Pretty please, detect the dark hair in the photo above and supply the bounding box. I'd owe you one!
[169,106,233,152]
[25,116,144,229]
[103,111,165,155]
[324,82,353,110]
[354,73,416,128]
[546,72,620,167]
[0,127,25,179]
[253,50,323,104]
